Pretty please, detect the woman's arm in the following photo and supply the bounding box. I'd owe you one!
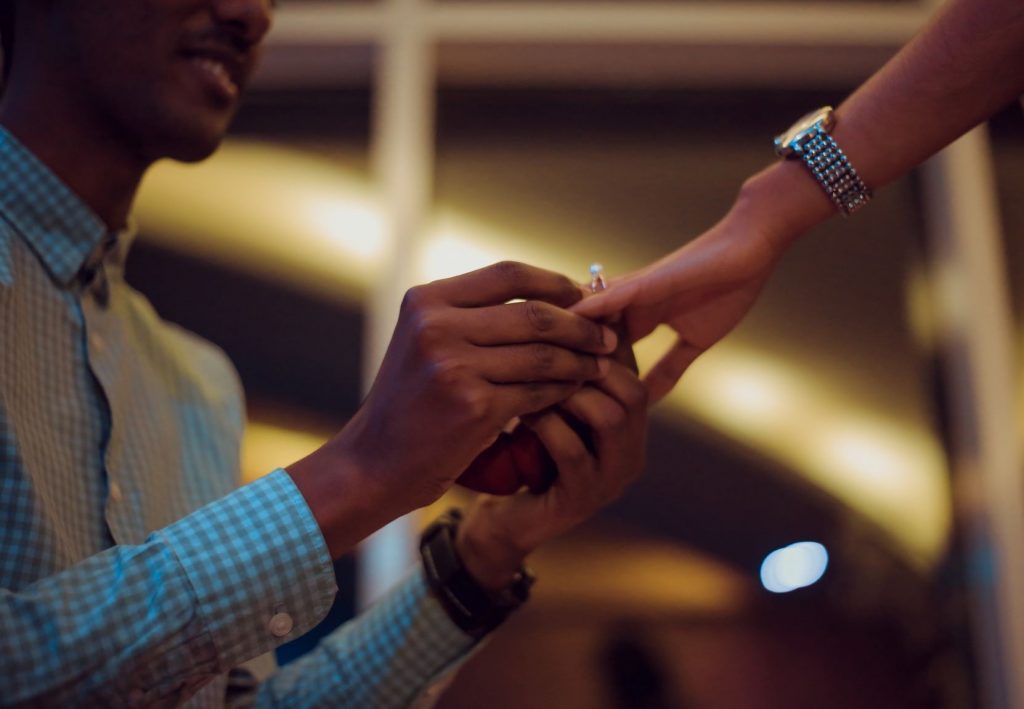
[752,0,1024,247]
[575,0,1024,400]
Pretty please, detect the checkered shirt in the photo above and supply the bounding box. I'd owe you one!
[0,126,476,707]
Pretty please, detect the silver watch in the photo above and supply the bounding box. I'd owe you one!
[774,106,871,216]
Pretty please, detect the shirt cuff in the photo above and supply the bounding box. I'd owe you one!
[257,570,479,708]
[318,569,479,706]
[156,468,338,671]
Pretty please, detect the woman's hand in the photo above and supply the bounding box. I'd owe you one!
[573,201,781,402]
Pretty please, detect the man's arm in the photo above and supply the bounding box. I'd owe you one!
[254,343,648,709]
[574,0,1024,400]
[0,470,338,706]
[1,262,614,705]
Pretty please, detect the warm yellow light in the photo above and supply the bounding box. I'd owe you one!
[531,534,752,615]
[420,208,637,289]
[647,338,951,568]
[136,140,387,303]
[241,421,328,484]
[420,232,505,283]
[1020,334,1024,441]
[817,419,947,540]
[683,347,799,435]
[304,196,386,265]
[420,211,571,284]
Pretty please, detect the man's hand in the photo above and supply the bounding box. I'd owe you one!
[455,354,648,590]
[287,262,620,558]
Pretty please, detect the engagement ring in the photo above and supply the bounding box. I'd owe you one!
[589,263,607,293]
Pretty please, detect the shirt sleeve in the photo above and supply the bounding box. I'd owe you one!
[0,469,338,707]
[253,570,480,709]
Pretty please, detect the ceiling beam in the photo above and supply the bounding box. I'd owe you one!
[260,1,934,88]
[269,1,932,46]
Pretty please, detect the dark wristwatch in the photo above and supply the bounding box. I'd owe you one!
[419,508,534,637]
[774,106,872,216]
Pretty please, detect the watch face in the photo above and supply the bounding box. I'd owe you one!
[774,106,834,156]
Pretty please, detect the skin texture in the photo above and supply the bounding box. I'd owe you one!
[458,317,639,496]
[0,0,273,229]
[287,262,625,561]
[573,0,1024,403]
[0,0,650,593]
[457,340,647,589]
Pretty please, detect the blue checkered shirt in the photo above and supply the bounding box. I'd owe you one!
[0,126,476,707]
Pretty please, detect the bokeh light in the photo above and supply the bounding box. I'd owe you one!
[760,541,829,593]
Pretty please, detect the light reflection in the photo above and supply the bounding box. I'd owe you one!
[678,347,798,434]
[420,233,504,283]
[136,140,386,303]
[420,211,562,284]
[241,421,327,484]
[304,197,386,265]
[760,542,829,593]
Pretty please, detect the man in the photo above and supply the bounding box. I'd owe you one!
[0,0,648,706]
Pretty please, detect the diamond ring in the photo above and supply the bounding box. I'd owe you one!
[589,263,607,294]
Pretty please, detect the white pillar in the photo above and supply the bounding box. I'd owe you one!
[358,0,436,608]
[921,126,1024,709]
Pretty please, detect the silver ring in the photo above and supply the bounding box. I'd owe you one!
[589,263,607,294]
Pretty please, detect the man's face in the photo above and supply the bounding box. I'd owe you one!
[52,0,273,163]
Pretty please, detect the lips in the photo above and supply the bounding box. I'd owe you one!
[191,56,238,100]
[180,45,250,103]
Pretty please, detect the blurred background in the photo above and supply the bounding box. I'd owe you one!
[125,1,1023,707]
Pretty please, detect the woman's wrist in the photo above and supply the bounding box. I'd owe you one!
[734,158,838,254]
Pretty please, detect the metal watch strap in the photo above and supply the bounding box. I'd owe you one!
[797,128,872,216]
[420,508,534,637]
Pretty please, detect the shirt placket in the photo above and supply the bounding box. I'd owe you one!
[79,242,140,544]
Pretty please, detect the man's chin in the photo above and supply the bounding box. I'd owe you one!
[157,125,229,164]
[168,139,223,164]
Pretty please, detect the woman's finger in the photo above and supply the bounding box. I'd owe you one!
[644,338,703,403]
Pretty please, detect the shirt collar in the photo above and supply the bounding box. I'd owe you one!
[0,125,116,286]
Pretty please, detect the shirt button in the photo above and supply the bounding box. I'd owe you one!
[90,333,105,353]
[109,482,123,503]
[268,612,294,637]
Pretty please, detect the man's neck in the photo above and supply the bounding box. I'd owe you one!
[0,88,149,232]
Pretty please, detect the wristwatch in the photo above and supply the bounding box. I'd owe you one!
[420,508,534,637]
[774,106,872,216]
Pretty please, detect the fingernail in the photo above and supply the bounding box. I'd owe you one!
[602,327,618,351]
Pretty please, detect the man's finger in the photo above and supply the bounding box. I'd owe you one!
[463,300,616,354]
[588,360,648,413]
[644,338,702,402]
[433,261,585,309]
[494,381,582,421]
[479,345,609,384]
[522,412,592,495]
[559,386,628,451]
